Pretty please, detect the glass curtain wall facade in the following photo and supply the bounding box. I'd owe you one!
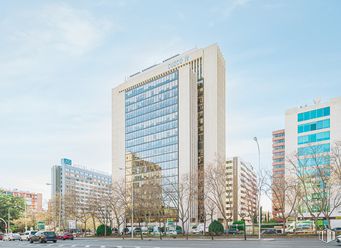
[296,106,331,213]
[124,71,179,221]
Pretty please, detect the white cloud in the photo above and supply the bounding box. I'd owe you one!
[1,2,114,59]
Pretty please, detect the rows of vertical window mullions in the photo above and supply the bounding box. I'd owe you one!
[297,107,330,122]
[126,119,177,140]
[125,150,178,165]
[125,87,178,116]
[125,73,178,99]
[297,119,330,133]
[126,129,178,148]
[126,138,178,156]
[125,100,178,127]
[125,80,178,109]
[125,71,179,195]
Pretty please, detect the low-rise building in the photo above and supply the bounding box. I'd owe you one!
[5,189,43,212]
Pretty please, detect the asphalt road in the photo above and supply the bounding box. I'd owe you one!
[0,238,339,248]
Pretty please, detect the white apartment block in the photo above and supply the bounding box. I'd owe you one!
[112,44,226,224]
[226,157,257,223]
[51,158,112,225]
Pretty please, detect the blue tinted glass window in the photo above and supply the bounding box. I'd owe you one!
[297,119,330,134]
[124,71,179,210]
[298,131,330,145]
[297,107,330,122]
[298,143,330,156]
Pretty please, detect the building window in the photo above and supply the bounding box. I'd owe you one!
[297,119,330,133]
[297,107,330,122]
[298,131,330,145]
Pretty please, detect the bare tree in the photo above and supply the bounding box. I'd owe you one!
[265,170,301,234]
[111,180,127,236]
[287,143,341,230]
[205,161,230,229]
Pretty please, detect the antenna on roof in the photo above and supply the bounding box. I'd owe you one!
[313,98,321,104]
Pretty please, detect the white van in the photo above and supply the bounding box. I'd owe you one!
[21,231,37,241]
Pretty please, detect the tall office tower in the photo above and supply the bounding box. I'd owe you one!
[51,158,112,228]
[285,97,341,223]
[112,44,226,224]
[4,190,43,212]
[271,129,285,220]
[226,157,257,223]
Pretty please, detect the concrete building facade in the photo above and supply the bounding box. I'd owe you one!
[226,157,257,223]
[112,44,226,224]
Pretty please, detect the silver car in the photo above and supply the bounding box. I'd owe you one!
[336,234,341,243]
[3,233,21,241]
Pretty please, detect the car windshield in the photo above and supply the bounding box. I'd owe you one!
[44,232,55,235]
[31,231,37,235]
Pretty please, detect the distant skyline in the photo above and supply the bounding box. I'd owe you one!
[1,0,341,210]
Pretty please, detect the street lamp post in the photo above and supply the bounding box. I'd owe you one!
[131,178,134,239]
[253,137,261,240]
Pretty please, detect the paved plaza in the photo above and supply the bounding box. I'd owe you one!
[0,238,339,248]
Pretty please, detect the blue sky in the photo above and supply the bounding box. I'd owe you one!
[0,0,340,209]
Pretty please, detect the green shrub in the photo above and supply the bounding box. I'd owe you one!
[208,220,224,235]
[96,224,112,236]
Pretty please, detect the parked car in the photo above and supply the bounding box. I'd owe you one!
[57,232,74,240]
[332,227,341,233]
[226,229,240,235]
[21,231,37,241]
[166,230,177,235]
[261,228,277,234]
[30,231,57,243]
[336,234,341,243]
[3,233,21,241]
[133,227,142,234]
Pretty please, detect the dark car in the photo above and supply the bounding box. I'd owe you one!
[133,227,142,234]
[30,231,57,243]
[261,228,277,234]
[57,232,74,240]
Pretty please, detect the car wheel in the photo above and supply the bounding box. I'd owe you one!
[71,238,74,240]
[30,240,33,243]
[53,240,57,243]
